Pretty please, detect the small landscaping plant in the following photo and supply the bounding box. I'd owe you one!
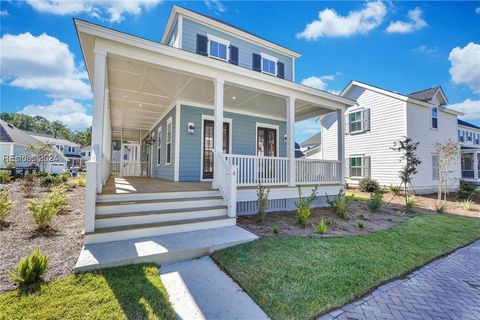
[256,184,270,222]
[0,171,12,184]
[359,178,380,193]
[28,196,58,229]
[6,248,49,285]
[406,195,416,210]
[358,221,365,229]
[295,186,318,227]
[39,174,63,189]
[20,174,37,198]
[460,199,474,211]
[48,186,69,214]
[367,191,383,212]
[388,185,402,196]
[326,190,352,219]
[435,204,444,213]
[314,218,328,234]
[272,226,279,234]
[0,189,17,223]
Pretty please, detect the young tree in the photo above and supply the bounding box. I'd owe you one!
[27,144,54,173]
[391,137,422,211]
[435,140,459,208]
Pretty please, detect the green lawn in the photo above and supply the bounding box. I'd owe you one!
[213,214,480,320]
[0,264,175,320]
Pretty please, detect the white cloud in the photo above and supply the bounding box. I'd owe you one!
[449,99,480,121]
[386,7,427,34]
[26,0,161,23]
[476,7,480,14]
[449,42,480,94]
[0,32,91,99]
[301,75,336,91]
[205,0,226,14]
[297,1,387,40]
[19,99,92,131]
[0,10,9,16]
[411,45,439,56]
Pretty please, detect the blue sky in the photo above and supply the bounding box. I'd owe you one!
[1,1,479,142]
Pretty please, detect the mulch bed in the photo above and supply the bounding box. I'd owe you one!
[0,179,85,293]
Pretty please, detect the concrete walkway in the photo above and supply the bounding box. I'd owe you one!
[161,256,269,320]
[320,240,480,320]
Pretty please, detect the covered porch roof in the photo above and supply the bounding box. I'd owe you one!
[75,19,355,141]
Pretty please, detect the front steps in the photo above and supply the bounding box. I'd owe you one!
[84,190,235,245]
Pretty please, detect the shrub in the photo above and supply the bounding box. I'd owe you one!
[367,192,383,212]
[6,248,49,285]
[326,190,352,219]
[359,178,380,193]
[388,185,402,196]
[296,186,318,227]
[39,175,62,189]
[0,171,12,184]
[37,172,49,177]
[0,189,16,223]
[358,221,365,229]
[28,197,58,229]
[458,180,478,200]
[406,196,416,209]
[48,186,69,213]
[314,218,328,234]
[460,199,474,211]
[272,226,279,234]
[20,174,37,198]
[256,184,270,222]
[435,203,444,213]
[59,173,70,183]
[78,176,86,187]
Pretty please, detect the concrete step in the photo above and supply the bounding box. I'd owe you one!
[95,196,225,215]
[75,226,258,272]
[96,190,220,203]
[84,216,236,245]
[95,206,228,228]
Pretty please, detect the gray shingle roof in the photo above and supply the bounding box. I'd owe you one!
[407,86,441,102]
[0,119,43,146]
[300,132,321,148]
[458,119,480,130]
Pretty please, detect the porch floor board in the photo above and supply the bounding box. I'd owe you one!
[101,176,213,194]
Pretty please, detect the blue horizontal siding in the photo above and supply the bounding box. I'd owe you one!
[179,104,286,181]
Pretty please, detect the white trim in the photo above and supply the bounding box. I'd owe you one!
[347,109,364,134]
[200,114,233,181]
[166,117,173,165]
[348,154,365,178]
[255,122,280,157]
[174,104,181,181]
[149,103,176,133]
[177,15,183,49]
[207,33,230,62]
[160,6,301,59]
[260,52,278,76]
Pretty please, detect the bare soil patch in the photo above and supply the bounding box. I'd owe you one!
[0,179,85,292]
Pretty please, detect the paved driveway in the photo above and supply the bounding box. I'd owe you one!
[321,240,480,320]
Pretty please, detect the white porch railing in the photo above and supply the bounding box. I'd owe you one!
[296,159,341,184]
[215,153,237,217]
[119,161,149,176]
[111,161,121,176]
[225,154,289,186]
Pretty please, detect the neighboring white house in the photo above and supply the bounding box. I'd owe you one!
[299,132,321,159]
[458,119,480,185]
[0,119,68,174]
[30,132,82,169]
[317,81,463,193]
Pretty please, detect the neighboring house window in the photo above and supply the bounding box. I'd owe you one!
[207,34,229,61]
[260,52,277,76]
[348,156,370,178]
[459,130,465,142]
[157,127,162,166]
[467,131,473,141]
[166,117,172,165]
[475,133,480,145]
[432,155,439,181]
[431,107,438,129]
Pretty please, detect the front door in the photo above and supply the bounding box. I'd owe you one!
[202,120,230,179]
[257,127,277,157]
[121,143,141,176]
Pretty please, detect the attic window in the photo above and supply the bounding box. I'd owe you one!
[207,34,229,61]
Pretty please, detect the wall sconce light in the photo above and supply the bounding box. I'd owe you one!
[284,134,288,142]
[146,137,156,145]
[187,122,195,134]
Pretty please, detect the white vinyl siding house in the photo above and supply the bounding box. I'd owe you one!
[458,120,480,184]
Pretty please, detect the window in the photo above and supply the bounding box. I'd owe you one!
[349,111,363,133]
[207,34,229,61]
[431,107,438,129]
[157,127,162,166]
[260,52,277,75]
[475,133,480,145]
[432,155,439,181]
[467,131,473,141]
[459,130,465,142]
[166,117,172,165]
[350,157,363,177]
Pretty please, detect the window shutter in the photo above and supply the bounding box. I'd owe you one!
[252,53,261,72]
[196,34,208,56]
[363,156,371,177]
[363,109,370,132]
[229,45,239,65]
[345,113,350,134]
[277,62,285,79]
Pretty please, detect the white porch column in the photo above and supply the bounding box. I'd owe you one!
[287,96,296,187]
[474,151,479,180]
[91,47,107,193]
[337,109,346,186]
[213,78,224,188]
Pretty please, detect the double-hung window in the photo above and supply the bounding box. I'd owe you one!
[260,52,277,76]
[432,155,439,180]
[459,130,465,142]
[350,157,363,177]
[166,117,172,165]
[349,111,363,133]
[157,127,162,166]
[475,133,480,145]
[431,107,438,129]
[207,34,229,61]
[467,131,473,141]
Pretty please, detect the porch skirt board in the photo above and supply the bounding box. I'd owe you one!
[237,196,328,216]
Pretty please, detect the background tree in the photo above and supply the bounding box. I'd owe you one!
[435,140,459,208]
[391,137,422,211]
[27,144,54,172]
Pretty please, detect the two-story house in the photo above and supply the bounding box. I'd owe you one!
[315,81,463,193]
[30,132,82,169]
[74,5,355,257]
[458,119,480,185]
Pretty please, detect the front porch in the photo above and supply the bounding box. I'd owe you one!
[101,176,213,194]
[461,149,480,185]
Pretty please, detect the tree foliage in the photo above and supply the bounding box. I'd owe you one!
[0,113,91,147]
[435,140,459,207]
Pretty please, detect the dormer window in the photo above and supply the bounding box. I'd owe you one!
[207,34,229,61]
[260,52,277,76]
[431,106,438,129]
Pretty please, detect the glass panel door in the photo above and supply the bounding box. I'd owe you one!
[202,120,229,179]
